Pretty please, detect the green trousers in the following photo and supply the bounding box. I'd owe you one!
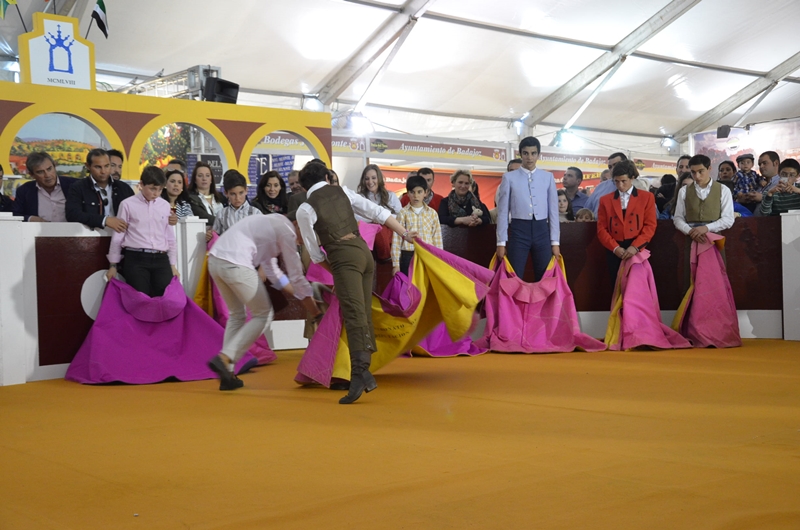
[324,236,376,353]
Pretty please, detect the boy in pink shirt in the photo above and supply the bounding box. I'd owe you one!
[106,166,178,297]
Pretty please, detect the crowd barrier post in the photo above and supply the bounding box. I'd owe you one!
[176,216,208,298]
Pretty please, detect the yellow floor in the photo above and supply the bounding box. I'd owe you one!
[1,340,799,530]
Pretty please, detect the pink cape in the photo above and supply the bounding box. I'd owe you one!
[207,234,277,365]
[475,257,606,353]
[66,277,255,384]
[605,250,692,351]
[413,320,486,357]
[295,241,492,387]
[673,233,741,348]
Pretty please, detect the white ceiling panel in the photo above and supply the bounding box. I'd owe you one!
[544,57,758,134]
[93,0,392,94]
[428,0,671,47]
[337,16,604,117]
[637,0,800,72]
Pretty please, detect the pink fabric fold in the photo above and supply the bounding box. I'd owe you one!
[476,258,606,353]
[675,233,742,348]
[66,277,255,384]
[413,320,487,357]
[295,296,343,387]
[606,250,692,351]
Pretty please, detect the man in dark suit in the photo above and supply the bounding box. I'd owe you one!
[596,159,657,284]
[66,148,133,232]
[13,152,78,221]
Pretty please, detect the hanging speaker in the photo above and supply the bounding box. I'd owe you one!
[203,77,239,104]
[716,125,731,139]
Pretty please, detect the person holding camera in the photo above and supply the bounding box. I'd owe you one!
[759,158,800,216]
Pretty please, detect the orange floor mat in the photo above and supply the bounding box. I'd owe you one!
[1,339,799,529]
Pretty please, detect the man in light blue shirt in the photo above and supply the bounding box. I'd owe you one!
[495,136,560,281]
[585,152,628,216]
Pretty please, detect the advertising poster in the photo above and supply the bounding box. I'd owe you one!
[140,123,191,173]
[248,154,270,185]
[9,113,105,178]
[200,154,224,186]
[271,155,295,179]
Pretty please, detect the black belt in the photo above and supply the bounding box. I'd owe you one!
[125,248,167,254]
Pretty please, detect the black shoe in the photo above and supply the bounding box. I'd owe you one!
[362,371,377,393]
[330,380,350,391]
[220,374,244,391]
[339,373,367,404]
[338,350,375,404]
[208,355,235,387]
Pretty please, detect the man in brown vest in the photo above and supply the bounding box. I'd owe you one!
[673,154,734,243]
[671,154,740,348]
[296,162,417,404]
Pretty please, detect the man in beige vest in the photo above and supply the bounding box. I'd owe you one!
[296,162,416,404]
[673,154,734,242]
[671,153,740,348]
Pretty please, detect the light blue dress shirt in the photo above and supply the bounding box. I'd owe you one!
[584,179,617,216]
[496,167,560,246]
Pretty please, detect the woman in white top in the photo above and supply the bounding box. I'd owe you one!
[357,164,402,215]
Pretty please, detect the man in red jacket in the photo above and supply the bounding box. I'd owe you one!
[597,160,657,284]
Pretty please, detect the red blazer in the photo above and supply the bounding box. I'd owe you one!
[597,187,657,253]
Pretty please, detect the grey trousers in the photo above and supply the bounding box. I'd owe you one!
[208,255,274,363]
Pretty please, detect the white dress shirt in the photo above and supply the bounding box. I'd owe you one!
[209,214,312,299]
[297,182,391,264]
[619,188,632,210]
[673,181,734,235]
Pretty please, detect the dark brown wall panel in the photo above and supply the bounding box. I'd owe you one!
[35,237,110,365]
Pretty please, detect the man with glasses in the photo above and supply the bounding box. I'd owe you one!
[759,159,800,216]
[66,148,133,232]
[12,152,78,221]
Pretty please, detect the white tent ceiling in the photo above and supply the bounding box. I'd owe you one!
[1,0,800,155]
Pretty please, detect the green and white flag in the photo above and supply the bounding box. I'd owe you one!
[91,0,108,38]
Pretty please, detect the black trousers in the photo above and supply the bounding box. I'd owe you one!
[399,250,415,277]
[123,249,173,297]
[606,238,634,286]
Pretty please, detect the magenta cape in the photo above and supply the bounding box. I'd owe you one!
[295,240,493,387]
[413,321,486,357]
[604,250,692,351]
[66,277,255,384]
[475,257,606,353]
[672,233,741,348]
[207,234,277,365]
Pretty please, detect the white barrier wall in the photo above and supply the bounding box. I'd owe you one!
[0,215,207,386]
[781,211,800,340]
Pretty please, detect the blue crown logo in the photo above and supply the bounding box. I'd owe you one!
[44,24,75,74]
